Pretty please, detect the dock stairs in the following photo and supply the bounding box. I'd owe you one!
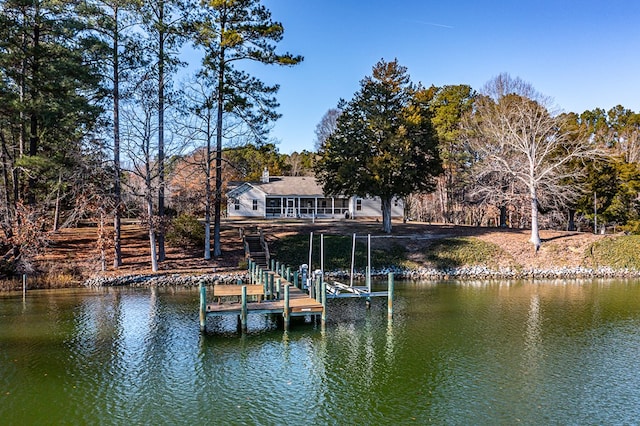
[243,229,269,269]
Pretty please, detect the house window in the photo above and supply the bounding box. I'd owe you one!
[252,199,258,211]
[234,199,240,210]
[321,200,327,208]
[356,199,362,211]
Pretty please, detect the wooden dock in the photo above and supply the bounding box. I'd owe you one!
[199,269,325,333]
[199,240,395,334]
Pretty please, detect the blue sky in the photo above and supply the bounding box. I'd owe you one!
[236,0,640,154]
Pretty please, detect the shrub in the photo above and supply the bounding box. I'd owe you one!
[588,235,640,269]
[620,220,640,235]
[167,214,205,248]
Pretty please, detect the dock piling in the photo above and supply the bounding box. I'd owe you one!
[240,286,248,333]
[284,284,290,331]
[268,273,275,300]
[315,275,321,302]
[199,281,207,332]
[388,272,394,320]
[321,280,327,325]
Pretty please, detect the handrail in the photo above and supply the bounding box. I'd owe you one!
[259,228,271,267]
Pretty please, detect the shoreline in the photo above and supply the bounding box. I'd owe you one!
[80,265,640,288]
[5,266,640,293]
[3,265,640,292]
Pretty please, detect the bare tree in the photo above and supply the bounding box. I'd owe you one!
[314,108,341,151]
[121,82,160,272]
[466,74,602,250]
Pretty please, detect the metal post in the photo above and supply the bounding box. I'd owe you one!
[271,258,275,271]
[320,234,324,286]
[308,232,313,272]
[350,233,356,287]
[276,277,281,300]
[276,261,280,275]
[199,281,206,332]
[286,267,291,282]
[388,272,394,320]
[293,271,299,289]
[240,286,248,333]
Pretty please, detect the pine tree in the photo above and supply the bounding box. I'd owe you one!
[315,59,442,233]
[193,0,302,258]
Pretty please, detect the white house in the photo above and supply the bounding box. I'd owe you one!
[226,169,404,220]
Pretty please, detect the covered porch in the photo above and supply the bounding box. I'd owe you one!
[265,196,350,218]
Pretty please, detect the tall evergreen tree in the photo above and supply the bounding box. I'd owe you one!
[428,85,475,223]
[193,0,302,258]
[315,59,442,233]
[140,0,188,262]
[0,0,103,267]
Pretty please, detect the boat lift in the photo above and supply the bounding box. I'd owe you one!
[306,232,392,302]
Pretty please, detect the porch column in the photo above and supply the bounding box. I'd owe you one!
[315,197,318,217]
[281,197,284,217]
[298,197,301,217]
[331,198,335,217]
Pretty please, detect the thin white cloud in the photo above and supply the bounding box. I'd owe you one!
[410,20,454,29]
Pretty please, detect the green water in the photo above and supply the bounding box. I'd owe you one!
[1,280,640,425]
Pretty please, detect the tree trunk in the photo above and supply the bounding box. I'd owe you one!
[27,16,40,206]
[52,171,61,231]
[437,179,446,223]
[530,190,541,251]
[381,197,392,233]
[148,221,158,273]
[213,41,226,259]
[99,213,106,272]
[113,9,122,267]
[499,205,507,228]
[156,0,166,262]
[147,186,158,273]
[0,133,13,228]
[567,209,576,231]
[204,113,212,260]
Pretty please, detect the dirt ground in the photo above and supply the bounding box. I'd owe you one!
[37,218,607,280]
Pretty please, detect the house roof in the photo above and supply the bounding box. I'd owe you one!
[228,176,326,197]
